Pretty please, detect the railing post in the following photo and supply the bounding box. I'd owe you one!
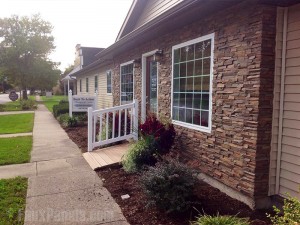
[88,107,93,152]
[133,99,138,141]
[68,89,73,117]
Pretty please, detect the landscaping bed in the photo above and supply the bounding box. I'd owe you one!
[97,165,272,225]
[64,125,87,152]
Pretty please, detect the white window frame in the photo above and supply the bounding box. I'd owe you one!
[171,33,214,133]
[120,60,134,105]
[106,70,112,95]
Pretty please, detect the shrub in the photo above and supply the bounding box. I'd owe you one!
[140,115,175,153]
[20,99,37,110]
[140,159,197,213]
[122,136,157,172]
[67,116,78,127]
[268,193,300,225]
[191,214,250,225]
[57,113,78,127]
[57,113,69,127]
[53,101,69,118]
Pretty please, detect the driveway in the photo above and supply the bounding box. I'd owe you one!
[0,94,10,104]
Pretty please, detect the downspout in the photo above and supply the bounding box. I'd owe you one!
[275,7,288,195]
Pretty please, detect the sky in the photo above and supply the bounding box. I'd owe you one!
[0,0,133,71]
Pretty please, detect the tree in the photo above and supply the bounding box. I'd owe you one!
[0,14,60,99]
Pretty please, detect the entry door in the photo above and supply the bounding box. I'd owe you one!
[146,56,158,115]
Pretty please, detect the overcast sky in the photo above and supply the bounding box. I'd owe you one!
[0,0,133,71]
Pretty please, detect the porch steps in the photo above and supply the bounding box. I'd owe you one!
[83,143,130,170]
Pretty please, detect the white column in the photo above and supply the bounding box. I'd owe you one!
[68,89,73,117]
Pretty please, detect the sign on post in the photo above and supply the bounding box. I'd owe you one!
[9,91,19,101]
[68,90,98,117]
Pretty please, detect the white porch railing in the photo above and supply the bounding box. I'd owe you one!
[87,100,138,152]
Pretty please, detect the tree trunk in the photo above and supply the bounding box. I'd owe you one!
[22,89,28,100]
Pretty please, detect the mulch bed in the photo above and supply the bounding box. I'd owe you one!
[63,124,273,225]
[96,165,272,225]
[64,125,88,152]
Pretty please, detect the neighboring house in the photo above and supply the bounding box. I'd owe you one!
[61,44,104,96]
[72,0,300,209]
[71,44,113,109]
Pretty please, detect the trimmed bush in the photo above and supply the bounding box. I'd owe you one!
[57,113,78,127]
[20,99,37,110]
[53,101,69,118]
[140,159,197,213]
[191,214,250,225]
[268,193,300,225]
[122,136,157,172]
[67,116,78,127]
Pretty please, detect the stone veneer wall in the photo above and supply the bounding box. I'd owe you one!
[111,1,277,208]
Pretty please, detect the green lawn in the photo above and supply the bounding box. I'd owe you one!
[41,95,67,112]
[0,101,22,112]
[0,113,34,134]
[0,177,28,225]
[0,136,32,166]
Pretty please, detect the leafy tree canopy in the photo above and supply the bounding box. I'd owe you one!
[0,14,61,98]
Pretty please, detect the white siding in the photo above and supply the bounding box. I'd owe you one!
[133,0,183,30]
[270,4,300,199]
[75,68,113,110]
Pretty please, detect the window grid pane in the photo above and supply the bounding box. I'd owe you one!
[107,71,112,93]
[172,38,212,128]
[120,64,133,104]
[86,78,89,92]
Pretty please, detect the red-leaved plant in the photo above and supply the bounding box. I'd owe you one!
[139,115,176,153]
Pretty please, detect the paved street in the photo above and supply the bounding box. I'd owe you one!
[0,93,9,104]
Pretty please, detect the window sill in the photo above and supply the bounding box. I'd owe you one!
[172,120,211,134]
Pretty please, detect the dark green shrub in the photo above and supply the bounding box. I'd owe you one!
[67,116,78,127]
[122,136,157,172]
[20,99,37,110]
[57,113,69,127]
[0,104,5,112]
[140,159,197,213]
[267,193,300,225]
[53,101,69,118]
[191,214,250,225]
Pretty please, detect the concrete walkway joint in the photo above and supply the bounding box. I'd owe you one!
[0,104,128,225]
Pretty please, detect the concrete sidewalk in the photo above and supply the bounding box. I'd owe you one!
[0,104,128,225]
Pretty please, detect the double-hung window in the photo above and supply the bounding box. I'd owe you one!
[120,62,134,105]
[94,76,98,92]
[86,78,89,92]
[107,70,112,94]
[80,79,82,92]
[172,33,214,132]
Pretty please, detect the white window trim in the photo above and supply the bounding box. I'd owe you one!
[106,70,112,96]
[141,49,159,122]
[120,60,134,105]
[171,33,215,133]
